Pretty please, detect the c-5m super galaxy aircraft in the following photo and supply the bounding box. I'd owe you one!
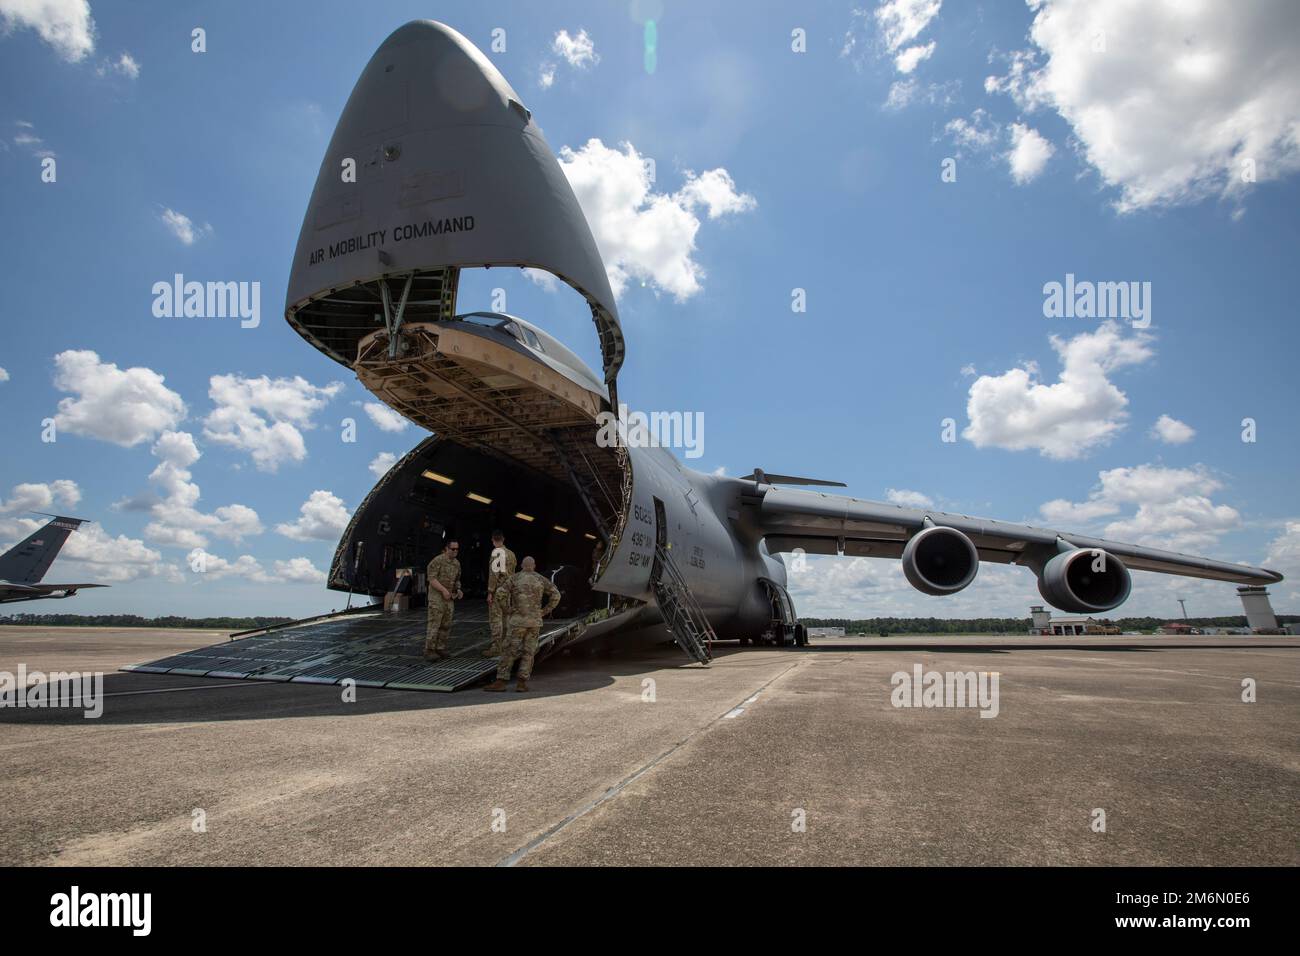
[129,21,1281,688]
[0,515,106,605]
[271,20,1284,663]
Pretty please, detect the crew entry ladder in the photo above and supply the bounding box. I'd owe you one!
[652,543,714,665]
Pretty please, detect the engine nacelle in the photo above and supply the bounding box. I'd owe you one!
[901,525,979,595]
[1037,548,1132,613]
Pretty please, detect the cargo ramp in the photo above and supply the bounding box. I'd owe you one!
[121,600,590,692]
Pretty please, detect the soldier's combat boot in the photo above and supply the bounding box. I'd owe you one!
[483,679,508,692]
[515,678,529,692]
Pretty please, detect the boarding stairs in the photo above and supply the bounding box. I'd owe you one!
[652,543,715,665]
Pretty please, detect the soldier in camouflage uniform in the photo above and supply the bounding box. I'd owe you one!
[483,530,517,658]
[483,556,560,693]
[424,540,462,661]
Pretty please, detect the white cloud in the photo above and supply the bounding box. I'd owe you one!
[882,78,958,112]
[203,374,342,472]
[10,119,54,158]
[1006,123,1054,184]
[61,521,180,583]
[0,366,9,382]
[274,557,326,585]
[0,0,95,62]
[96,51,139,79]
[1263,522,1300,606]
[539,28,598,89]
[884,79,916,110]
[369,452,397,479]
[1151,414,1196,445]
[52,349,187,447]
[1038,463,1240,553]
[985,0,1300,212]
[0,479,81,514]
[944,109,1000,154]
[959,363,977,377]
[874,0,942,54]
[885,488,934,509]
[521,267,559,291]
[158,207,211,245]
[363,401,409,433]
[184,550,326,586]
[962,322,1153,459]
[843,1,942,79]
[186,549,269,582]
[944,112,1056,186]
[275,490,350,542]
[674,168,758,220]
[557,138,756,301]
[895,41,935,74]
[553,28,598,69]
[142,430,263,549]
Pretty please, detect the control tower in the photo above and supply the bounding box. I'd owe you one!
[1237,585,1279,631]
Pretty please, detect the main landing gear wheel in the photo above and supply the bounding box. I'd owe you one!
[794,623,809,647]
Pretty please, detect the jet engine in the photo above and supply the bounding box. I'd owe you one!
[1037,547,1132,613]
[901,525,979,595]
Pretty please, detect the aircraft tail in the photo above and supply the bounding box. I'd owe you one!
[0,515,86,584]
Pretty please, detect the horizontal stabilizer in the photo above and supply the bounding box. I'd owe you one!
[743,469,847,488]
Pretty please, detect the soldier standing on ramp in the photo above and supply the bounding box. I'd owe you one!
[424,540,462,661]
[484,556,560,693]
[484,529,517,658]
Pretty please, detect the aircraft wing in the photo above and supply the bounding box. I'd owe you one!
[0,582,108,604]
[756,487,1282,586]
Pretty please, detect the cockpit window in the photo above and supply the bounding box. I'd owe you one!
[455,313,544,352]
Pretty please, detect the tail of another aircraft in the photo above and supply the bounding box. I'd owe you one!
[0,515,86,584]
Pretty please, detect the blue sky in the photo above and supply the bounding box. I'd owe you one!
[1,0,1297,620]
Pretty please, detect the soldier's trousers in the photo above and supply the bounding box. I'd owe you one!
[488,600,507,655]
[497,626,540,681]
[425,596,454,655]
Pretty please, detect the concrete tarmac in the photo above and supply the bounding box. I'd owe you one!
[1,627,1296,866]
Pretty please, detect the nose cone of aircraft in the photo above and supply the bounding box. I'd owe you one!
[363,19,524,130]
[284,20,623,388]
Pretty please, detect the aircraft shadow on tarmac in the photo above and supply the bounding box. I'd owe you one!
[4,641,1291,727]
[0,645,720,726]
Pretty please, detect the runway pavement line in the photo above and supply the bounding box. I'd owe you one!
[496,658,805,867]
